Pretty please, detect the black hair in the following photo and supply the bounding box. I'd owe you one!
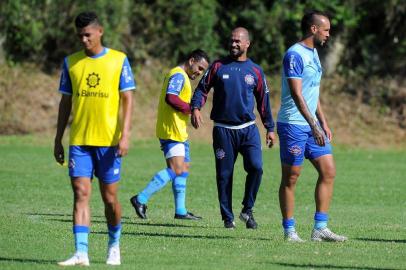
[75,11,101,28]
[187,49,210,64]
[301,10,329,35]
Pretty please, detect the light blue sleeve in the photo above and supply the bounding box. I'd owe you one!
[283,51,304,79]
[166,73,185,96]
[119,57,136,91]
[58,58,72,95]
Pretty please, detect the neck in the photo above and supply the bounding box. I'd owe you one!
[85,45,104,57]
[300,36,314,49]
[231,54,248,61]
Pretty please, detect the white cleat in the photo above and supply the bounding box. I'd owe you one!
[106,245,121,265]
[284,231,305,242]
[57,252,89,266]
[311,227,348,242]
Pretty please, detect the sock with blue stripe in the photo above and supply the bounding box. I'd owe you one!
[282,218,296,234]
[138,168,176,204]
[314,212,329,229]
[73,225,89,254]
[108,223,122,248]
[173,172,188,215]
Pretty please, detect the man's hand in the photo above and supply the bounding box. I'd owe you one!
[191,108,203,129]
[117,136,130,157]
[54,141,65,165]
[321,123,332,142]
[266,131,275,148]
[311,124,326,146]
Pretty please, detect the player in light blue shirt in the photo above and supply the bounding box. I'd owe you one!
[277,10,347,242]
[278,43,322,125]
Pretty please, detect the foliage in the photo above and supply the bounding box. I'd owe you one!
[128,0,218,64]
[1,0,129,69]
[1,0,402,74]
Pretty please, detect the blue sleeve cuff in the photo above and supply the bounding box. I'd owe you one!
[119,57,136,91]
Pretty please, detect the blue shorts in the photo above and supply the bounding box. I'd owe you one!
[159,139,190,162]
[68,146,121,184]
[277,122,332,166]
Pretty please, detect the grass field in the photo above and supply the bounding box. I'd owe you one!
[0,135,405,270]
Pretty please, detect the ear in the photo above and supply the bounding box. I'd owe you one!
[246,40,251,48]
[99,26,104,37]
[310,25,318,34]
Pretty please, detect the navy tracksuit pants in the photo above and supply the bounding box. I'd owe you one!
[212,124,263,222]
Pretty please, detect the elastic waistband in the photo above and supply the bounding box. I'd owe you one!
[214,120,255,130]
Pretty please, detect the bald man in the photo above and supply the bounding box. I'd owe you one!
[191,27,275,229]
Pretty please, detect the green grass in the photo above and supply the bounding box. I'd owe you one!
[0,136,405,269]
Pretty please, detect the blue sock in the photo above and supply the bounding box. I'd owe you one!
[282,218,296,234]
[108,223,122,247]
[73,225,89,254]
[314,212,329,229]
[173,172,188,215]
[138,168,176,204]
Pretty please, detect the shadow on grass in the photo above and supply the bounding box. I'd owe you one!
[0,257,55,265]
[92,230,270,241]
[25,212,132,220]
[127,221,207,228]
[270,262,399,270]
[44,218,112,224]
[0,256,107,265]
[356,237,406,244]
[27,213,215,229]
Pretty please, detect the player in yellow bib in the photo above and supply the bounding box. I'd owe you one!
[54,12,135,266]
[130,50,209,220]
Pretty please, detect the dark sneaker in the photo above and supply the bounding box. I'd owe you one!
[239,210,258,229]
[174,212,202,220]
[130,195,147,219]
[224,220,236,229]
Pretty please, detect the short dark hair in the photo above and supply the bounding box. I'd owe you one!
[75,11,101,28]
[187,49,210,64]
[301,10,329,35]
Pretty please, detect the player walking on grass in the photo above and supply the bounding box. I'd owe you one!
[191,28,275,229]
[130,50,209,221]
[54,11,136,265]
[277,10,347,242]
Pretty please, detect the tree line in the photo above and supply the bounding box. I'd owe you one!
[1,0,404,77]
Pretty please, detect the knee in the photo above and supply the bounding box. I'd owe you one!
[102,190,118,206]
[282,171,300,187]
[173,167,184,176]
[246,161,263,175]
[73,186,91,202]
[321,167,336,183]
[169,164,187,176]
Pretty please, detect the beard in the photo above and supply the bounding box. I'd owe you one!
[315,36,328,47]
[230,47,244,58]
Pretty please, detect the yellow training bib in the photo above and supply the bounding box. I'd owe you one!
[67,49,126,146]
[156,66,191,142]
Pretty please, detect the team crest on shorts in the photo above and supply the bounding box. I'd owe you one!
[244,74,255,85]
[288,145,302,156]
[215,148,226,159]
